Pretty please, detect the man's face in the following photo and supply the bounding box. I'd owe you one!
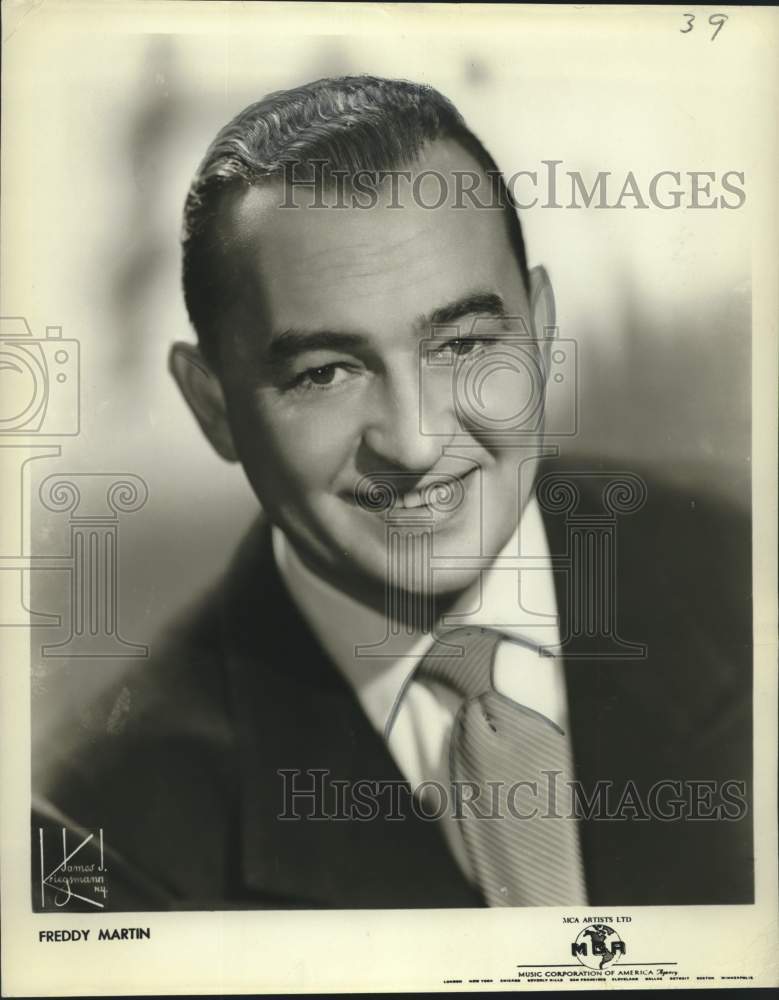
[210,141,546,605]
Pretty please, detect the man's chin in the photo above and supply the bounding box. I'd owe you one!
[293,512,516,614]
[336,559,484,615]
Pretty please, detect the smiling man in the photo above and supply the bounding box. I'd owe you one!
[173,136,545,605]
[32,76,752,911]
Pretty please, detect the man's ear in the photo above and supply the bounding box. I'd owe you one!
[169,343,238,462]
[528,264,556,374]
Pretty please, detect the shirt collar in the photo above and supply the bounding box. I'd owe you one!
[272,497,558,737]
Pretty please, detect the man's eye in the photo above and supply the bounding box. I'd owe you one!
[307,365,338,385]
[437,337,499,360]
[449,339,478,357]
[291,363,351,391]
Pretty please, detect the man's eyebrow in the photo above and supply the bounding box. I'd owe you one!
[267,329,366,364]
[427,291,507,328]
[265,291,507,364]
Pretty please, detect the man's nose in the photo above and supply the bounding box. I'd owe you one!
[360,368,456,473]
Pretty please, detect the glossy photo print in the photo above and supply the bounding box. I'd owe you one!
[1,2,777,995]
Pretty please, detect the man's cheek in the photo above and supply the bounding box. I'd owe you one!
[268,417,355,489]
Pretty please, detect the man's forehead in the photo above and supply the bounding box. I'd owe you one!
[232,186,456,273]
[214,139,525,346]
[222,138,508,262]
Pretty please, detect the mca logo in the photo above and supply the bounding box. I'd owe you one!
[571,923,626,970]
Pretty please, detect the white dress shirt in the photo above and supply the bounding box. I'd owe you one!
[272,497,568,883]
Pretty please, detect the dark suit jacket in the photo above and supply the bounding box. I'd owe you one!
[32,461,753,910]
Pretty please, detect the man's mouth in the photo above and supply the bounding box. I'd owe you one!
[350,465,478,514]
[396,486,433,510]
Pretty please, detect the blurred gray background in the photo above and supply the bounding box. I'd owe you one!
[5,12,753,748]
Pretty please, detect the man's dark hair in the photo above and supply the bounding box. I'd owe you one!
[182,75,530,365]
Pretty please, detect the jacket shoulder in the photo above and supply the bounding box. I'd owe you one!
[33,576,238,904]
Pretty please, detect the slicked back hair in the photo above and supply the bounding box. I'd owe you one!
[181,75,530,366]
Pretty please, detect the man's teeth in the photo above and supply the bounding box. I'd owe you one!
[399,488,426,509]
[392,472,473,510]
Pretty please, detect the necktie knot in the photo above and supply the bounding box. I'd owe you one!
[415,627,503,701]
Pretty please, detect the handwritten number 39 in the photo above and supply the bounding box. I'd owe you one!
[681,13,729,40]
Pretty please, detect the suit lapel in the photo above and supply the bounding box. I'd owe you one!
[219,521,482,908]
[538,461,753,904]
[539,469,678,904]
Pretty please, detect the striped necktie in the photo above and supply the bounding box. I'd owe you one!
[417,627,588,907]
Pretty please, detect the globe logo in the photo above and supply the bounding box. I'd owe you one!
[571,923,626,970]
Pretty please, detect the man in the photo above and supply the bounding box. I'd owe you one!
[33,76,752,911]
